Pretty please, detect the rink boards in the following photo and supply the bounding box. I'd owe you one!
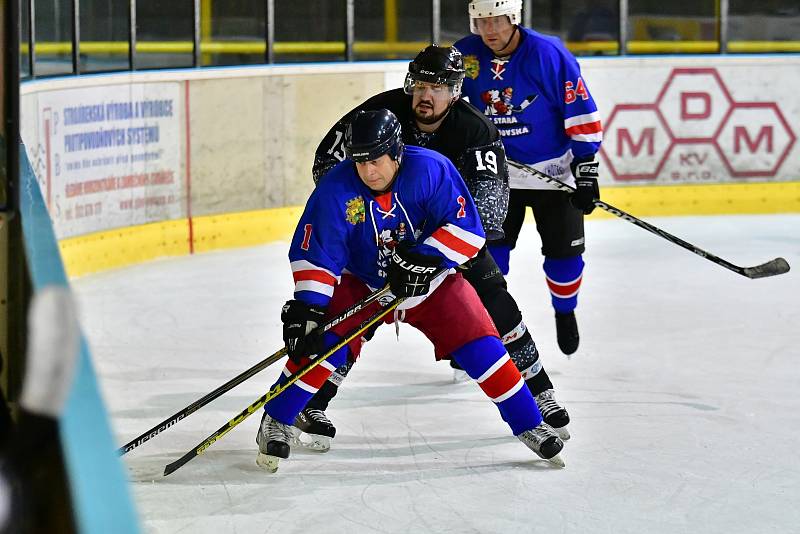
[19,55,800,276]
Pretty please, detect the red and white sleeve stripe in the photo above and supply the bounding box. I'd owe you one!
[424,224,485,265]
[564,111,603,143]
[290,260,340,298]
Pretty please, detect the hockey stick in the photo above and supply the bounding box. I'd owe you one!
[507,159,790,279]
[162,292,405,476]
[118,283,396,455]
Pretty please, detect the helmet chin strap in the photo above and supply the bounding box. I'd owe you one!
[495,24,519,57]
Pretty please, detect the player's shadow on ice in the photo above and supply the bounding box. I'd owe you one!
[130,440,561,488]
[112,391,290,419]
[125,426,563,481]
[112,379,474,419]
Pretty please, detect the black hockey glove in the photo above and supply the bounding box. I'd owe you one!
[281,300,327,363]
[569,155,601,215]
[387,241,443,298]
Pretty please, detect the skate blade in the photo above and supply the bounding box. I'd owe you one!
[256,452,281,473]
[291,432,331,452]
[553,426,570,441]
[546,453,565,468]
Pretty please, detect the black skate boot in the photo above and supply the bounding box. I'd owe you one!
[534,389,570,440]
[292,408,336,452]
[517,422,565,467]
[255,411,292,473]
[555,311,579,355]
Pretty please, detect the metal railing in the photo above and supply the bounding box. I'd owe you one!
[21,38,800,59]
[20,0,800,78]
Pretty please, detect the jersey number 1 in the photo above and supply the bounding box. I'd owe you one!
[300,224,313,250]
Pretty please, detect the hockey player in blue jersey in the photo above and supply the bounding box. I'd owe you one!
[294,45,569,452]
[455,0,603,355]
[295,45,570,452]
[256,109,565,472]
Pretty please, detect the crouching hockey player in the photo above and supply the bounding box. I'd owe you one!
[256,109,565,472]
[294,45,570,451]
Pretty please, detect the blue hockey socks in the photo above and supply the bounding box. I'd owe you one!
[452,336,541,435]
[487,242,512,275]
[543,255,584,314]
[264,332,347,424]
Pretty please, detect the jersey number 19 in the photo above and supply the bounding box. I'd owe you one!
[474,150,498,174]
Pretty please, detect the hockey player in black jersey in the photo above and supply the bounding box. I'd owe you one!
[298,45,570,452]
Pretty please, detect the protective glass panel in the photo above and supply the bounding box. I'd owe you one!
[135,0,194,69]
[201,0,267,66]
[628,0,718,54]
[20,0,31,78]
[354,0,432,61]
[275,0,345,63]
[80,0,130,73]
[729,0,800,53]
[33,0,74,76]
[444,0,620,57]
[441,1,469,45]
[524,0,620,56]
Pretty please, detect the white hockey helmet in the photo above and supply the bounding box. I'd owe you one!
[468,0,523,34]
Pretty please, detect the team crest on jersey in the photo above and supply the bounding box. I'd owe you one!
[345,196,365,225]
[464,55,480,79]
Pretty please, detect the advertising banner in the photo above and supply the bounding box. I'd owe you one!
[26,83,184,239]
[583,58,799,186]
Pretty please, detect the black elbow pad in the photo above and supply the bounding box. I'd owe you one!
[458,141,509,241]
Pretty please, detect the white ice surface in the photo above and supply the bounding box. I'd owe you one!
[72,214,800,534]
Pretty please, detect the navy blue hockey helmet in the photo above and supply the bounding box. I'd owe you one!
[344,109,404,164]
[404,45,466,98]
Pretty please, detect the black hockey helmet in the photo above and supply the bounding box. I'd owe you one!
[404,45,466,98]
[344,109,404,164]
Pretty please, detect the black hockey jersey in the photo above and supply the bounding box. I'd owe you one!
[313,89,509,240]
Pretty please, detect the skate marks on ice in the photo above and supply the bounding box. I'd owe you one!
[125,431,562,486]
[75,215,800,533]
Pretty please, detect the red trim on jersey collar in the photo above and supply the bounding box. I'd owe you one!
[374,191,393,212]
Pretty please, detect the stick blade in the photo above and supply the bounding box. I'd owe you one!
[743,257,790,279]
[163,453,192,477]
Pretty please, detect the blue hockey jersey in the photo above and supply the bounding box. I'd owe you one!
[289,145,486,308]
[455,27,603,190]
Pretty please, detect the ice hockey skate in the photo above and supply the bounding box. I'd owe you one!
[517,422,565,467]
[255,411,292,473]
[449,358,471,383]
[555,311,580,355]
[534,389,570,440]
[291,407,336,452]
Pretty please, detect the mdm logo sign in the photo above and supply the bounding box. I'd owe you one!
[600,68,796,181]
